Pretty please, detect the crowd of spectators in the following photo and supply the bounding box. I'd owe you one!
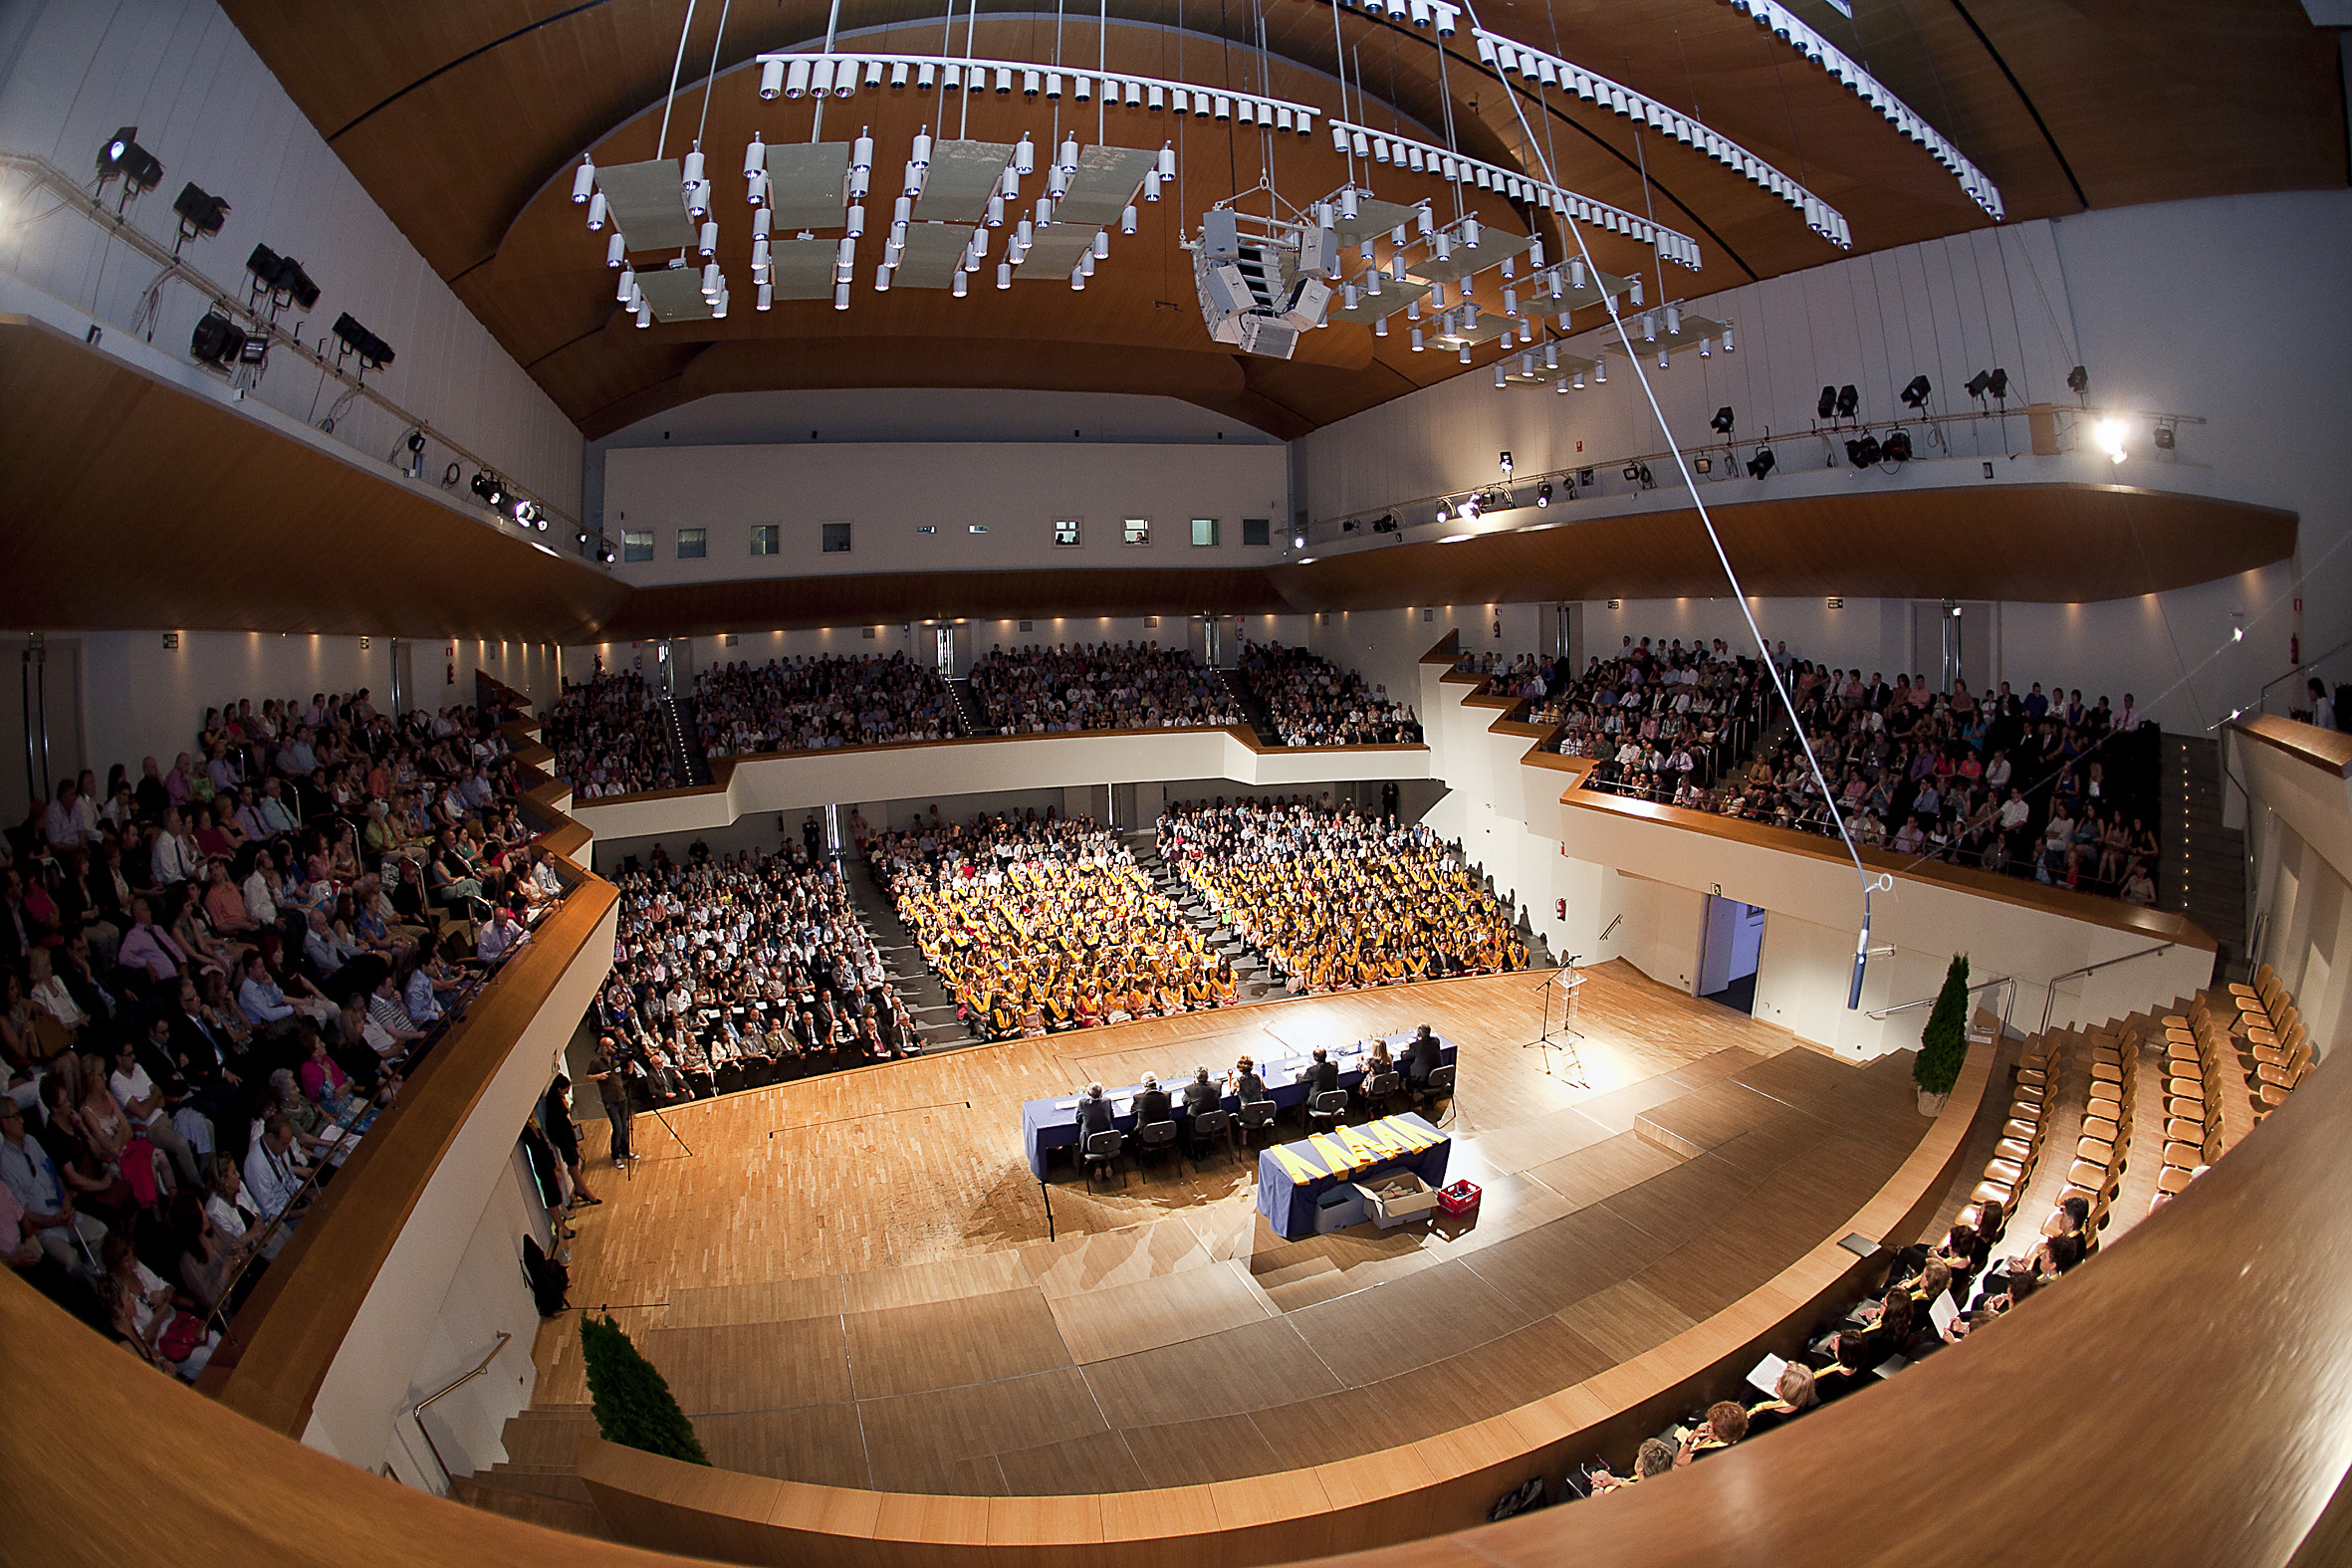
[588,837,920,1113]
[1567,1192,2091,1500]
[691,653,961,757]
[547,670,676,798]
[1237,642,1422,746]
[1685,664,2161,903]
[967,642,1238,734]
[870,809,1234,1038]
[1159,797,1528,992]
[1525,637,1772,796]
[3,691,561,1375]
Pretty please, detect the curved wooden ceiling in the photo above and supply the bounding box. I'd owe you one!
[220,1,2344,439]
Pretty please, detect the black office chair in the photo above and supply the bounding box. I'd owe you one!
[1081,1129,1126,1187]
[1359,1068,1401,1117]
[1307,1088,1349,1134]
[1188,1108,1233,1162]
[1237,1099,1278,1148]
[1417,1064,1457,1124]
[1136,1118,1180,1170]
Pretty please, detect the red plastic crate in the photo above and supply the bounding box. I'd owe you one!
[1437,1179,1482,1217]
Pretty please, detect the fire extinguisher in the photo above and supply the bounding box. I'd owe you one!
[446,659,456,686]
[1493,616,1503,640]
[1554,898,1566,921]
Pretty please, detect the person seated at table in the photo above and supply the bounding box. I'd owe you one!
[1131,1073,1173,1152]
[1229,1056,1270,1110]
[1303,1046,1338,1098]
[1405,1024,1442,1092]
[1356,1038,1397,1114]
[1075,1082,1115,1147]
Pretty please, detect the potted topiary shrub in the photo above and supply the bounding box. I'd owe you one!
[580,1312,709,1465]
[1914,953,1971,1116]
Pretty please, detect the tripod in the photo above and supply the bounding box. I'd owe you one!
[1526,957,1588,1085]
[618,1103,696,1179]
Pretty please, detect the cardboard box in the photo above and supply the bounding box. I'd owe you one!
[1314,1184,1367,1233]
[1356,1171,1439,1229]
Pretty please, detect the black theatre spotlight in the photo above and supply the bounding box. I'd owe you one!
[1747,445,1776,480]
[1816,384,1837,420]
[1710,405,1735,435]
[1622,464,1642,482]
[1341,518,1359,533]
[1846,434,1882,468]
[170,182,229,242]
[2066,364,2089,398]
[1965,369,1992,400]
[244,244,319,311]
[1900,374,1931,409]
[189,309,246,370]
[1372,513,1398,534]
[600,548,617,563]
[95,126,163,199]
[332,311,395,371]
[471,471,507,511]
[1834,384,1859,420]
[1882,429,1914,463]
[1536,482,1552,508]
[1987,368,2008,400]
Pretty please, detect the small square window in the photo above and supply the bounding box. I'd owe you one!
[622,530,653,561]
[1191,517,1220,547]
[1242,518,1271,547]
[822,522,852,554]
[1053,518,1081,547]
[1123,518,1150,546]
[677,528,707,559]
[750,525,779,556]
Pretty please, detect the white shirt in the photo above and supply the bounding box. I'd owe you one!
[243,1136,302,1219]
[111,1064,164,1126]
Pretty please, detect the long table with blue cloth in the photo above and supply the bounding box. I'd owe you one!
[1018,1029,1459,1182]
[1255,1111,1452,1239]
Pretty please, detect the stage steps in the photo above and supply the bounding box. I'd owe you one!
[1132,833,1278,999]
[839,856,986,1050]
[450,1406,608,1540]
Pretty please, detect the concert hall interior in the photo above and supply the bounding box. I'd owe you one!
[3,2,2351,1564]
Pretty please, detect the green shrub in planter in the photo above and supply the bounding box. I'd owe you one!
[1915,953,1972,1099]
[581,1311,708,1465]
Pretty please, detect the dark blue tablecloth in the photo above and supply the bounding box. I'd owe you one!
[1253,1113,1452,1239]
[1019,1030,1455,1181]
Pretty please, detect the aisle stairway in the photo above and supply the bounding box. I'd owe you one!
[2164,735,2246,980]
[446,1406,606,1537]
[1133,830,1280,1000]
[946,677,993,736]
[1217,668,1280,745]
[654,696,712,786]
[839,857,984,1050]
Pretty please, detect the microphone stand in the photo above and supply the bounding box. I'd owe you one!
[1526,955,1588,1085]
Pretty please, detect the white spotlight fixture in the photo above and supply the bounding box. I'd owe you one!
[987,194,1004,228]
[2095,417,2129,463]
[700,261,722,297]
[1665,304,1682,336]
[698,220,718,257]
[1093,230,1110,259]
[834,238,855,282]
[711,288,728,318]
[1723,325,1736,352]
[634,301,651,328]
[586,192,606,231]
[1410,328,1425,352]
[1494,364,1507,389]
[1121,204,1137,235]
[952,270,968,298]
[1594,355,1606,383]
[998,261,1013,289]
[833,282,849,310]
[605,231,626,267]
[1373,317,1388,337]
[1144,170,1162,201]
[682,146,705,191]
[1070,264,1085,291]
[1058,135,1079,173]
[571,159,595,203]
[757,280,773,311]
[1158,142,1176,180]
[846,204,865,238]
[1572,369,1584,389]
[1458,343,1471,364]
[1016,134,1037,175]
[875,263,893,291]
[615,265,634,303]
[743,135,767,178]
[687,180,711,218]
[760,58,786,99]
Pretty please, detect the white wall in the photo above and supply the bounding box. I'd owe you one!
[0,0,583,518]
[2232,727,2352,1052]
[1294,190,2352,733]
[601,441,1288,585]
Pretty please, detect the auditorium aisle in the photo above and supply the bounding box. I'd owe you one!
[841,856,984,1050]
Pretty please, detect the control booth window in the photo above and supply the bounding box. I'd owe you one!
[677,528,707,560]
[1123,518,1150,546]
[622,530,653,561]
[1053,518,1081,547]
[822,522,852,554]
[750,525,779,556]
[1242,517,1271,547]
[1191,517,1219,547]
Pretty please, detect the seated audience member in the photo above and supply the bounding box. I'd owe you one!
[1675,1401,1750,1465]
[692,652,961,755]
[1236,641,1422,746]
[0,1098,109,1277]
[1744,1362,1820,1438]
[967,641,1235,734]
[1588,1438,1679,1494]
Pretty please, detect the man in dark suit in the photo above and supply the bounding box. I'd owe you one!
[1304,1047,1339,1097]
[1132,1073,1172,1129]
[1404,1024,1442,1090]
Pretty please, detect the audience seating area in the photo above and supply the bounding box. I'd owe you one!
[546,671,677,798]
[869,810,1236,1039]
[1158,797,1529,991]
[691,653,962,757]
[1237,640,1423,746]
[1527,639,1771,795]
[966,641,1237,734]
[1,690,565,1379]
[594,840,920,1110]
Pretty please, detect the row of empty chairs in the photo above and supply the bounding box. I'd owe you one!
[1968,1029,2068,1239]
[2228,963,2312,1120]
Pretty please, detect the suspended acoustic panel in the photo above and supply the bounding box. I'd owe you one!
[1328,195,1424,248]
[766,142,852,232]
[1324,276,1430,327]
[766,237,839,300]
[892,221,977,289]
[1408,227,1532,285]
[635,264,718,322]
[595,158,698,251]
[1013,224,1098,281]
[1431,309,1511,347]
[1502,351,1598,388]
[912,140,1015,224]
[1051,145,1156,226]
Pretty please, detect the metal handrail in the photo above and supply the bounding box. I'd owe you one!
[2255,633,2352,714]
[2039,943,2176,1034]
[1869,975,2017,1042]
[411,1331,513,1489]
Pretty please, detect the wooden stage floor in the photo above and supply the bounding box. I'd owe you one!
[526,962,1931,1496]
